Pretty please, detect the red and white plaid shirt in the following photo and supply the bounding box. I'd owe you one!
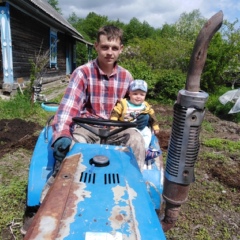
[52,59,133,143]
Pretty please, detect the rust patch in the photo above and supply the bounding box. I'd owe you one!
[57,154,91,239]
[24,153,91,240]
[115,214,124,221]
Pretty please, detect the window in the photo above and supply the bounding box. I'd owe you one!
[50,29,57,68]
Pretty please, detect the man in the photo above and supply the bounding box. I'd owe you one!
[52,25,148,170]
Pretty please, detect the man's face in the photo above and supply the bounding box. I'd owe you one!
[94,35,123,67]
[129,90,146,105]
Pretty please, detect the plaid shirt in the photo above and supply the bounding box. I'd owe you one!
[52,59,133,143]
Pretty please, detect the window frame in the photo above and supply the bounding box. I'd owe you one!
[50,29,57,68]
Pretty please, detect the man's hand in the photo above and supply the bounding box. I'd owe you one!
[53,137,71,162]
[136,114,149,130]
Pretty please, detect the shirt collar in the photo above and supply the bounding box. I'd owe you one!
[94,58,118,77]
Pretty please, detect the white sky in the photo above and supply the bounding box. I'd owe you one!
[58,0,240,28]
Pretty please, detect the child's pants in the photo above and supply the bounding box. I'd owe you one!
[139,126,152,149]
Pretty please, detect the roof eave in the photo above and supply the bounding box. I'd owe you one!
[4,0,93,46]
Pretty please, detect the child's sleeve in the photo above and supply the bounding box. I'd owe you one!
[110,102,123,121]
[149,108,160,131]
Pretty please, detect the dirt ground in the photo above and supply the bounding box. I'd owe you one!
[0,105,239,239]
[0,118,41,155]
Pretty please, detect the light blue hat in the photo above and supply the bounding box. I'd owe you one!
[129,79,148,92]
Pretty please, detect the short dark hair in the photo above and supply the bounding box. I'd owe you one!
[97,25,123,44]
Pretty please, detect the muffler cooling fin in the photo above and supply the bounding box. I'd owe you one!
[165,90,208,185]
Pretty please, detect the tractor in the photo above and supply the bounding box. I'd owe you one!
[22,11,223,240]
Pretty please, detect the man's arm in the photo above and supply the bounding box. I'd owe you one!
[51,68,87,145]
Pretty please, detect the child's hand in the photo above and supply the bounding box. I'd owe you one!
[154,130,160,135]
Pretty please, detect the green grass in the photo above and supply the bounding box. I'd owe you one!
[0,178,27,224]
[0,148,31,239]
[203,138,240,152]
[0,92,54,125]
[202,120,214,132]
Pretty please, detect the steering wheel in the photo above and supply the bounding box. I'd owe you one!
[72,117,137,144]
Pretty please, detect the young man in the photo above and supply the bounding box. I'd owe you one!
[51,25,148,170]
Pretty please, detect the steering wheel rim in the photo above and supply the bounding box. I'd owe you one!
[72,117,137,128]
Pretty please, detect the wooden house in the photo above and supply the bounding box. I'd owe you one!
[0,0,93,95]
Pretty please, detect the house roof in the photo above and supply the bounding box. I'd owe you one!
[6,0,93,46]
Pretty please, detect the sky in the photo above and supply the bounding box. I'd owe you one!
[57,0,240,29]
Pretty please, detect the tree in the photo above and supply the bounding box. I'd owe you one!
[174,9,206,42]
[201,20,240,91]
[159,23,178,38]
[81,12,109,41]
[58,9,240,99]
[124,18,154,43]
[48,0,62,14]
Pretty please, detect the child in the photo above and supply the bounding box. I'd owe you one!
[110,79,160,154]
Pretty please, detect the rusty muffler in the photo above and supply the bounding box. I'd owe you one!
[161,11,223,232]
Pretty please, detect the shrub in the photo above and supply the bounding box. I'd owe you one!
[151,69,186,103]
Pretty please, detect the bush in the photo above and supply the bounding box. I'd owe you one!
[151,69,186,103]
[120,58,159,95]
[121,58,186,103]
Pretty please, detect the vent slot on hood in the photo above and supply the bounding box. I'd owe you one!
[80,172,96,184]
[104,173,120,184]
[79,172,120,185]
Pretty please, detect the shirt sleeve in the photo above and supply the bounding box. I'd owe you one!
[51,67,87,144]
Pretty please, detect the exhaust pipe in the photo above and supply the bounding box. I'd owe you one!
[161,11,223,231]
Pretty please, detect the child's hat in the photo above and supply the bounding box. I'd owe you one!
[129,79,148,92]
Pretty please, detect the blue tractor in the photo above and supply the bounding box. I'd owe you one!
[22,11,223,240]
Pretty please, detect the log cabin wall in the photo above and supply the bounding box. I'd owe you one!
[10,5,67,83]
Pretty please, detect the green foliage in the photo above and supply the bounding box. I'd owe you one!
[66,9,240,118]
[159,23,178,38]
[152,69,186,102]
[75,12,109,42]
[201,33,228,92]
[68,12,109,64]
[65,9,240,106]
[120,58,157,83]
[174,9,207,42]
[201,21,240,92]
[122,37,192,72]
[120,46,186,102]
[123,18,155,43]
